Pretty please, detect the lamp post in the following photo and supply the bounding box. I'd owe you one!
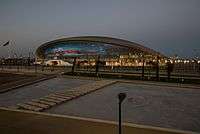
[142,55,145,80]
[96,55,100,75]
[72,57,77,74]
[118,93,126,134]
[156,56,160,81]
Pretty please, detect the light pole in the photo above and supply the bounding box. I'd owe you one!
[96,55,100,75]
[118,93,126,134]
[156,56,160,81]
[142,55,145,80]
[72,57,77,74]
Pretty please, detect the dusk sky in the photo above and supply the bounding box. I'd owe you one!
[0,0,200,58]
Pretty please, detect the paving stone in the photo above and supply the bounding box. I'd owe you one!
[54,93,76,99]
[33,100,56,106]
[17,103,42,111]
[67,90,83,94]
[50,94,72,100]
[40,98,62,104]
[45,96,67,102]
[53,92,70,96]
[26,102,49,109]
[69,93,82,96]
[62,93,78,98]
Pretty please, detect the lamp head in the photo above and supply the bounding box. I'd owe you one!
[118,93,126,103]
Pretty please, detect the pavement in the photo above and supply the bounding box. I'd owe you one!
[46,81,200,133]
[16,80,116,112]
[0,76,95,107]
[1,73,200,133]
[0,74,56,93]
[0,66,71,75]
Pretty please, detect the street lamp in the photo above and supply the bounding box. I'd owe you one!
[118,93,126,134]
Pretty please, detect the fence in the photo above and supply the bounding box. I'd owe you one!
[0,59,200,83]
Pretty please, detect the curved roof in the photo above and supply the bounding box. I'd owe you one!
[36,36,165,58]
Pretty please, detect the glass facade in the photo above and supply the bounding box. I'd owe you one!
[44,41,129,59]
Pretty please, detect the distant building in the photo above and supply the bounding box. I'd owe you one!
[35,36,165,66]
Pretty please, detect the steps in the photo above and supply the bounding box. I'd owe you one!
[17,80,117,112]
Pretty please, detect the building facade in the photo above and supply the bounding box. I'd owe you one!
[36,36,165,66]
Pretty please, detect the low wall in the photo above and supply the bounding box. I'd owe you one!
[0,108,197,134]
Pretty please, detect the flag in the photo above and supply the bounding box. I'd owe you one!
[2,41,9,46]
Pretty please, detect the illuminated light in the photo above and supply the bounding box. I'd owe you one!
[183,60,190,63]
[177,60,181,63]
[198,61,200,64]
[138,62,143,66]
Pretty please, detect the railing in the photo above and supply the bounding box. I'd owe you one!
[0,63,200,83]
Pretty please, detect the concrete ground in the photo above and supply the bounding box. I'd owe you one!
[0,76,95,107]
[0,72,33,85]
[0,72,47,91]
[0,72,200,133]
[46,82,200,132]
[0,65,72,75]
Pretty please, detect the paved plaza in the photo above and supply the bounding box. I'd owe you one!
[0,72,48,92]
[46,82,200,132]
[0,73,200,133]
[0,76,95,107]
[0,72,32,85]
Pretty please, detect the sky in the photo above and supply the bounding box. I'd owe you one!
[0,0,200,58]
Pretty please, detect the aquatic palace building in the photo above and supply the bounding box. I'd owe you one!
[35,36,165,66]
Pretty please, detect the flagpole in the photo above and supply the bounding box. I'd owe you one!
[2,41,11,59]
